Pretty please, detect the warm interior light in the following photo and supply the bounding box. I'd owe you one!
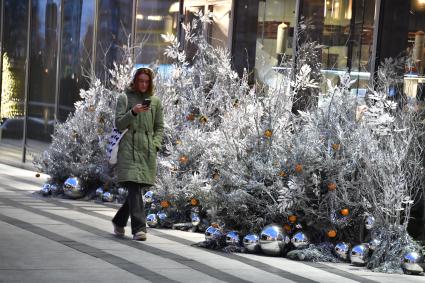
[147,15,163,21]
[136,14,144,20]
[344,0,352,19]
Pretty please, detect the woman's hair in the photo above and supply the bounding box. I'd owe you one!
[130,67,154,95]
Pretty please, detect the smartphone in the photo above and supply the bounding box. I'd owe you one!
[142,99,151,107]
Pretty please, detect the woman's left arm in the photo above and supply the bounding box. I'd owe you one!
[153,98,164,151]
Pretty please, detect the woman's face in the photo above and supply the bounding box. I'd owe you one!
[135,73,150,93]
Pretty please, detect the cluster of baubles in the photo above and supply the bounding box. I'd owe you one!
[40,177,84,198]
[40,177,129,202]
[95,186,127,202]
[204,224,309,256]
[145,191,203,231]
[202,216,424,275]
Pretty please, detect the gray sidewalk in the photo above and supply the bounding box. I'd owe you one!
[0,163,423,283]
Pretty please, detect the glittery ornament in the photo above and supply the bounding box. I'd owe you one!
[295,164,303,173]
[264,129,273,138]
[288,215,297,223]
[179,155,189,164]
[327,229,337,238]
[327,182,337,191]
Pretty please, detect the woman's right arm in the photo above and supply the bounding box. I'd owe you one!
[115,93,136,131]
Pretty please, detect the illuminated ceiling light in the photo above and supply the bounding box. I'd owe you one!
[136,14,144,20]
[147,15,163,21]
[419,0,425,5]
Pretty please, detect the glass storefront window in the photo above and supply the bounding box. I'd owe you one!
[299,0,376,93]
[58,0,95,121]
[255,0,297,86]
[0,0,28,163]
[134,0,176,75]
[26,0,60,161]
[403,0,425,101]
[96,0,133,79]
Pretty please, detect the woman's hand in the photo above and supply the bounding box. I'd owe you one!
[132,104,149,114]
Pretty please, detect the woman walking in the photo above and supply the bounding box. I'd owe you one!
[112,67,164,241]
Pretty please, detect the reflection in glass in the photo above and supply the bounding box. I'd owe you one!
[26,0,60,160]
[0,0,28,162]
[255,0,297,85]
[135,0,176,66]
[403,0,425,100]
[96,0,133,78]
[58,0,95,121]
[300,0,375,91]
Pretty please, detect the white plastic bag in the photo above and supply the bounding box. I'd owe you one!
[106,128,128,165]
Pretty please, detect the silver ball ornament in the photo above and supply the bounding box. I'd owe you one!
[95,187,103,197]
[350,244,369,265]
[144,191,154,203]
[291,231,310,249]
[205,226,222,241]
[243,234,260,253]
[368,239,381,251]
[365,215,375,230]
[49,184,59,194]
[260,224,290,256]
[225,231,240,246]
[157,211,167,225]
[334,242,350,260]
[41,183,51,196]
[102,192,114,202]
[118,187,127,197]
[404,252,422,264]
[146,213,158,227]
[191,212,200,226]
[63,177,84,199]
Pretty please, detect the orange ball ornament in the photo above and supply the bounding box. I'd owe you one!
[288,215,297,223]
[340,208,349,216]
[327,182,337,191]
[279,171,287,177]
[264,129,273,138]
[179,155,189,164]
[327,229,337,238]
[190,198,199,206]
[295,164,303,173]
[332,143,341,151]
[160,200,170,208]
[186,113,195,121]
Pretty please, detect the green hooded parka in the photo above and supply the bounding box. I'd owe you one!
[114,89,164,185]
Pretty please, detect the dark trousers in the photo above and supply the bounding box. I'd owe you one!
[112,182,147,234]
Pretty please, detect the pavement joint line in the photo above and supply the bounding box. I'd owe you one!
[33,195,320,283]
[2,175,380,283]
[0,192,252,283]
[0,212,175,283]
[2,184,365,283]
